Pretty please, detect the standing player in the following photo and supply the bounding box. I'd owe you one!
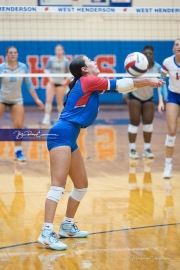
[41,45,70,125]
[158,38,180,178]
[0,46,44,162]
[123,45,166,159]
[37,55,164,250]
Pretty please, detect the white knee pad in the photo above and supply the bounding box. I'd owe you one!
[45,103,52,113]
[57,105,63,113]
[128,124,138,134]
[165,135,176,147]
[143,124,153,133]
[46,186,64,203]
[70,187,87,202]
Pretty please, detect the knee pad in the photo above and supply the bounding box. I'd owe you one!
[70,187,87,202]
[46,186,64,203]
[57,105,63,113]
[128,124,138,134]
[45,103,52,113]
[165,135,176,147]
[143,124,153,133]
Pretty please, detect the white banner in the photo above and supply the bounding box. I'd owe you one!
[0,6,180,13]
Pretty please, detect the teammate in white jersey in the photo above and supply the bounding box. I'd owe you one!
[0,46,44,162]
[124,45,167,159]
[41,45,70,125]
[158,39,180,179]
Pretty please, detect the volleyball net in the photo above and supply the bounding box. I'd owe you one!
[0,6,179,103]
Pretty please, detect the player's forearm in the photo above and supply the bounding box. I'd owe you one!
[29,89,40,102]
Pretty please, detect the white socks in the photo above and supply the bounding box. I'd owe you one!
[63,217,74,224]
[144,143,150,151]
[43,222,53,231]
[165,158,172,164]
[14,146,22,154]
[129,143,136,151]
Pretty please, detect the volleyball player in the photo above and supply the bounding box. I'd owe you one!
[123,45,167,159]
[158,38,180,179]
[0,46,44,162]
[41,44,70,125]
[37,55,164,250]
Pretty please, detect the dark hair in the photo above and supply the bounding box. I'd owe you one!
[64,55,86,106]
[143,45,154,53]
[6,46,18,54]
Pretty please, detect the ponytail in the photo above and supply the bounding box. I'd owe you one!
[63,77,77,106]
[63,55,86,107]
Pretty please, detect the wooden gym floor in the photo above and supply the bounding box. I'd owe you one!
[0,105,180,270]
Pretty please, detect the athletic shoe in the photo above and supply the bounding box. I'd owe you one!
[14,150,26,162]
[41,114,51,125]
[129,149,139,159]
[59,222,89,238]
[142,149,154,158]
[37,229,67,250]
[162,163,172,179]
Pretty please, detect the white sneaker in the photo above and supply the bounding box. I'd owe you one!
[162,163,172,179]
[142,149,154,158]
[59,223,89,238]
[37,229,67,250]
[129,149,139,159]
[41,114,51,125]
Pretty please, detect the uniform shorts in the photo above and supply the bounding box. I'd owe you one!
[47,119,81,152]
[167,90,180,106]
[128,92,154,103]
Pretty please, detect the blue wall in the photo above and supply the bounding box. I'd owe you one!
[0,40,172,105]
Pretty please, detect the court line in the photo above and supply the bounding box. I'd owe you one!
[0,222,180,250]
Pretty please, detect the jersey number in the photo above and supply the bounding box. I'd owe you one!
[10,77,17,82]
[176,73,180,80]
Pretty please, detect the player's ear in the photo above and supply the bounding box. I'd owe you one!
[81,66,88,74]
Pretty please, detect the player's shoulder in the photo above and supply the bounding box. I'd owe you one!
[48,56,55,61]
[154,61,161,68]
[0,62,6,71]
[18,62,28,69]
[63,56,70,63]
[163,55,174,64]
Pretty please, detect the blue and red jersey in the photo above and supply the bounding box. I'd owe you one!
[60,76,116,128]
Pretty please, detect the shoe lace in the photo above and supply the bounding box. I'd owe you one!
[50,232,60,243]
[72,222,80,232]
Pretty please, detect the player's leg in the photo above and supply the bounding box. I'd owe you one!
[0,103,6,118]
[59,147,89,238]
[163,103,179,178]
[38,145,71,250]
[56,85,66,119]
[142,100,154,158]
[9,104,25,162]
[41,82,55,125]
[128,96,142,159]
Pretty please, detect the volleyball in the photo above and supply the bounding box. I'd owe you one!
[124,52,149,76]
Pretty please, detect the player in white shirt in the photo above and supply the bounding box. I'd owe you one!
[158,38,180,178]
[0,46,44,162]
[41,45,70,125]
[123,45,167,159]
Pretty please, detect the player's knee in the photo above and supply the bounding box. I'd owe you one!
[45,103,52,113]
[46,186,64,203]
[143,124,153,133]
[128,124,138,134]
[70,187,88,202]
[165,135,176,147]
[57,104,63,113]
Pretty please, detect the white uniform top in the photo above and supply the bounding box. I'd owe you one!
[0,62,34,104]
[131,61,161,101]
[161,55,180,94]
[44,56,69,85]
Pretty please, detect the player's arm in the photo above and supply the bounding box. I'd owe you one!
[81,76,164,94]
[157,72,167,114]
[23,67,44,109]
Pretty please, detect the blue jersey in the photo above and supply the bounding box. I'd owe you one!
[60,76,113,128]
[0,62,34,104]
